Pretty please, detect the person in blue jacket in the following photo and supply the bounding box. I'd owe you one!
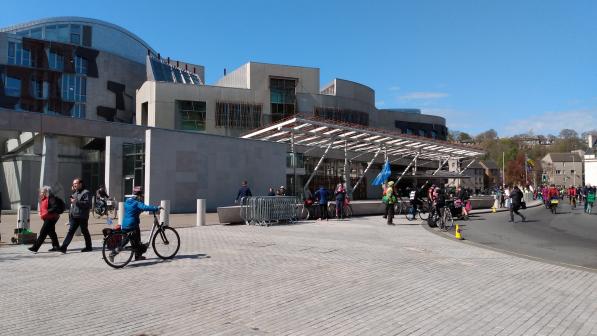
[314,185,329,221]
[122,188,160,261]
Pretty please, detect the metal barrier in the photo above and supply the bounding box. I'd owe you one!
[240,196,300,226]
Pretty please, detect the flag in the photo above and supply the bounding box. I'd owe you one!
[526,158,535,168]
[372,160,391,186]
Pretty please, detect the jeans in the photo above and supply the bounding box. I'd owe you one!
[385,203,394,223]
[336,199,344,218]
[124,227,143,257]
[61,217,92,250]
[510,204,525,221]
[319,204,328,220]
[31,217,60,251]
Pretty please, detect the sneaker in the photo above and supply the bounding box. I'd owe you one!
[59,247,67,254]
[48,247,60,252]
[28,247,38,254]
[80,247,93,252]
[135,255,146,261]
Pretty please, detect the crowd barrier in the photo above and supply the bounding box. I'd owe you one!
[240,196,301,226]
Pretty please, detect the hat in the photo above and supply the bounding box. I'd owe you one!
[388,181,394,186]
[133,186,144,196]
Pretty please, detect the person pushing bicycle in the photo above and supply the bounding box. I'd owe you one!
[121,188,161,261]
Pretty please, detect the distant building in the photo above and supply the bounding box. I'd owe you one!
[584,134,597,187]
[541,152,583,187]
[479,160,501,187]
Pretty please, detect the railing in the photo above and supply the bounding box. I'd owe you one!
[239,196,300,226]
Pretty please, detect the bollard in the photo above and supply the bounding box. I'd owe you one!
[17,205,31,230]
[117,202,124,226]
[196,199,206,226]
[160,200,170,226]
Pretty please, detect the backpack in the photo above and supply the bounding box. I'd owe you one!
[54,196,66,214]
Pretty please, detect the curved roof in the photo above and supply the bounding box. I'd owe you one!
[0,16,156,56]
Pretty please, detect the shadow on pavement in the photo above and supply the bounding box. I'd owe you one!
[127,253,209,268]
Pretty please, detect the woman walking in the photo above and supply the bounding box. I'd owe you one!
[334,183,346,219]
[28,186,64,253]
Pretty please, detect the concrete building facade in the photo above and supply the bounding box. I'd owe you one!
[541,152,584,187]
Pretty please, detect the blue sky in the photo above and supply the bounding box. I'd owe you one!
[2,0,596,137]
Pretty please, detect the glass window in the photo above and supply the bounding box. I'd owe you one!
[216,102,262,129]
[16,30,29,37]
[30,27,42,39]
[75,56,88,74]
[45,25,57,41]
[7,42,16,64]
[5,76,21,97]
[49,51,64,70]
[61,74,86,102]
[70,24,81,45]
[71,103,86,118]
[56,24,69,42]
[30,78,48,99]
[176,100,206,131]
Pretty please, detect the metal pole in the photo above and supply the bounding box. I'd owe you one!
[395,153,420,184]
[344,140,351,194]
[502,152,505,187]
[459,158,477,175]
[291,132,297,197]
[351,146,382,195]
[433,156,451,176]
[303,139,334,194]
[525,154,528,186]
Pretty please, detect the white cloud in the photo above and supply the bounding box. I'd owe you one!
[503,109,597,136]
[398,92,449,100]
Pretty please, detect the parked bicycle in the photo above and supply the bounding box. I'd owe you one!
[93,197,117,219]
[328,200,353,219]
[102,209,180,268]
[405,201,430,221]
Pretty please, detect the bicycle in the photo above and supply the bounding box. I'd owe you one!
[102,209,180,268]
[393,198,409,216]
[328,200,353,219]
[295,202,310,220]
[404,201,430,221]
[438,206,454,231]
[93,197,117,219]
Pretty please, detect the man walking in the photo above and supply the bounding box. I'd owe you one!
[236,180,252,203]
[509,186,526,223]
[60,178,93,253]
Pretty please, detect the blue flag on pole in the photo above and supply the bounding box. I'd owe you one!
[372,160,391,186]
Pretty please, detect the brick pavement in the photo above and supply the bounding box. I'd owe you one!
[1,215,597,335]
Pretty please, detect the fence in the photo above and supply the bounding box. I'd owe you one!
[239,196,301,226]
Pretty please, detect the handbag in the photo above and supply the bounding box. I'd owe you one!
[521,201,527,209]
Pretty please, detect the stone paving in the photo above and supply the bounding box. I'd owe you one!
[1,215,597,335]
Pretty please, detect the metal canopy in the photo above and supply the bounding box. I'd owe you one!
[242,115,485,161]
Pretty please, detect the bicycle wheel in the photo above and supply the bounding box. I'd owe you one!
[102,233,134,269]
[443,210,454,231]
[298,206,309,220]
[405,206,415,221]
[342,205,352,218]
[328,203,336,219]
[92,206,102,219]
[152,226,181,259]
[418,204,429,220]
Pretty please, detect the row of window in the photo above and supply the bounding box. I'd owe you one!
[555,170,575,175]
[314,107,369,126]
[150,58,202,86]
[401,128,440,139]
[2,73,86,103]
[7,41,88,74]
[14,24,91,47]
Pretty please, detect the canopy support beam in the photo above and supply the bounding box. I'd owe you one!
[459,158,476,175]
[395,153,420,184]
[303,138,334,194]
[351,146,382,195]
[433,156,451,176]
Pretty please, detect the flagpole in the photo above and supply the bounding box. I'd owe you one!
[524,154,528,187]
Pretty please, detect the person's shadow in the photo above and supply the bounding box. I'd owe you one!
[127,253,210,268]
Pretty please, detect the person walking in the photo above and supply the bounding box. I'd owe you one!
[28,186,64,253]
[334,183,346,219]
[508,186,526,223]
[586,187,595,214]
[267,187,276,196]
[384,181,397,225]
[119,188,160,261]
[59,178,92,253]
[236,180,252,203]
[314,185,329,221]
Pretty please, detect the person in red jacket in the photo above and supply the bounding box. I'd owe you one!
[28,186,63,253]
[567,185,577,206]
[547,184,560,200]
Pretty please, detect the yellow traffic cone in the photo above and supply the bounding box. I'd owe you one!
[491,207,496,213]
[455,224,463,240]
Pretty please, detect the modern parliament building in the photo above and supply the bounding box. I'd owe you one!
[0,17,469,212]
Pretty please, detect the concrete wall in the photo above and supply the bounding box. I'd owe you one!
[584,154,597,187]
[87,52,146,122]
[145,128,287,212]
[1,156,41,210]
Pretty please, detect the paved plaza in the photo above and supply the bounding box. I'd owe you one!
[2,215,597,335]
